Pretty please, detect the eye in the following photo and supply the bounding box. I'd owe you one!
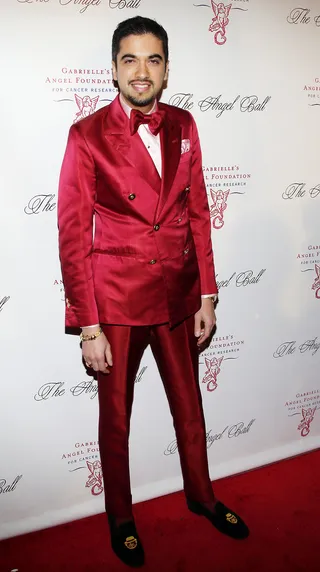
[124,58,134,64]
[150,59,160,65]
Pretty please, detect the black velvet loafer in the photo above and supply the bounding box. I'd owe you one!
[187,499,249,540]
[109,519,145,567]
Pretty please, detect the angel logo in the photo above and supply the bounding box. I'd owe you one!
[209,1,232,45]
[209,189,229,229]
[73,94,100,123]
[85,460,104,496]
[202,356,224,392]
[312,264,320,299]
[297,407,317,437]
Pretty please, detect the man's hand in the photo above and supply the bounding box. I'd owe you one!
[194,298,216,347]
[82,328,113,374]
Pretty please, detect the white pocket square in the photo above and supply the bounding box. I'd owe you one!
[181,139,190,154]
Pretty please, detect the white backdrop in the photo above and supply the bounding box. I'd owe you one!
[0,0,319,540]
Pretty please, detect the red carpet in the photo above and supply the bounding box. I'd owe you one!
[1,450,319,572]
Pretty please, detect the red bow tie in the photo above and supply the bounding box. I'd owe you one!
[130,108,165,136]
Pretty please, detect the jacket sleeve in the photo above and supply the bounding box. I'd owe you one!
[187,114,218,296]
[57,124,99,327]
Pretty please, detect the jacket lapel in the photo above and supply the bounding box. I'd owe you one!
[156,109,182,218]
[104,96,161,195]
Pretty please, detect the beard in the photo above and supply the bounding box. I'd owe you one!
[125,93,156,108]
[122,79,159,109]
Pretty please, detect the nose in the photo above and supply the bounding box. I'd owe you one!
[136,59,149,79]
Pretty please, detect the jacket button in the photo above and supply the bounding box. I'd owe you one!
[185,186,190,193]
[177,217,182,223]
[154,224,160,231]
[128,193,136,200]
[149,259,157,265]
[184,248,189,255]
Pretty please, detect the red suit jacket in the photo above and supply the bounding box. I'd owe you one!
[58,95,218,328]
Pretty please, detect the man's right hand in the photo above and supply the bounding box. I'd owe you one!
[81,328,113,374]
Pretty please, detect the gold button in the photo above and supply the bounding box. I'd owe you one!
[128,193,136,200]
[154,224,160,231]
[149,259,157,265]
[184,248,189,255]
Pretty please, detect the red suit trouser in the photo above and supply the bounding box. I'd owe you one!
[97,315,214,518]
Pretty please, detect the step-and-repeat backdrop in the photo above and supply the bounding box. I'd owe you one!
[1,0,319,539]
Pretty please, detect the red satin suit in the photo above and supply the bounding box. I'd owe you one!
[58,95,218,517]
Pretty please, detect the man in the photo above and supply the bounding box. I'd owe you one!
[58,16,249,568]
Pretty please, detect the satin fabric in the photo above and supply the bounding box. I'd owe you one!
[129,108,166,136]
[97,316,215,518]
[58,95,217,328]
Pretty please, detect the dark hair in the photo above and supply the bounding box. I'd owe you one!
[112,16,169,65]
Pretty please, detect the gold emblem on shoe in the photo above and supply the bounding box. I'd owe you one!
[125,536,138,550]
[226,512,238,524]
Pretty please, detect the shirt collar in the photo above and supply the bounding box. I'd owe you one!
[119,93,158,118]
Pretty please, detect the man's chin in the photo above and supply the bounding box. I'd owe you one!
[126,92,156,109]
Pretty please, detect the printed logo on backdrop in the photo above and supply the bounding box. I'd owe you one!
[169,93,271,118]
[287,8,320,28]
[17,0,102,14]
[199,333,244,392]
[203,164,251,229]
[164,418,255,455]
[0,296,10,313]
[295,244,320,299]
[0,475,23,495]
[61,440,103,496]
[194,0,249,45]
[282,182,320,201]
[284,391,320,437]
[54,278,65,302]
[302,77,320,107]
[17,0,143,14]
[273,337,320,360]
[215,268,266,290]
[24,194,56,215]
[45,67,117,121]
[274,338,320,436]
[34,367,147,401]
[286,10,320,107]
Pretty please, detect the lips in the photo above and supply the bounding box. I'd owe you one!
[130,82,152,93]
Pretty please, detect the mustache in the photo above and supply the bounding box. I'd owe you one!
[129,78,154,85]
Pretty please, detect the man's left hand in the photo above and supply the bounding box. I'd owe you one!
[194,298,216,347]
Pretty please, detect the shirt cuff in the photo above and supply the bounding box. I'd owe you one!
[201,294,218,302]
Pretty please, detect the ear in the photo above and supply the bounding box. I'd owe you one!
[112,60,118,82]
[164,60,169,82]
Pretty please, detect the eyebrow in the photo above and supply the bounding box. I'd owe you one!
[120,53,163,61]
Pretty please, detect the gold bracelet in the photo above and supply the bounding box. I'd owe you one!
[80,327,102,342]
